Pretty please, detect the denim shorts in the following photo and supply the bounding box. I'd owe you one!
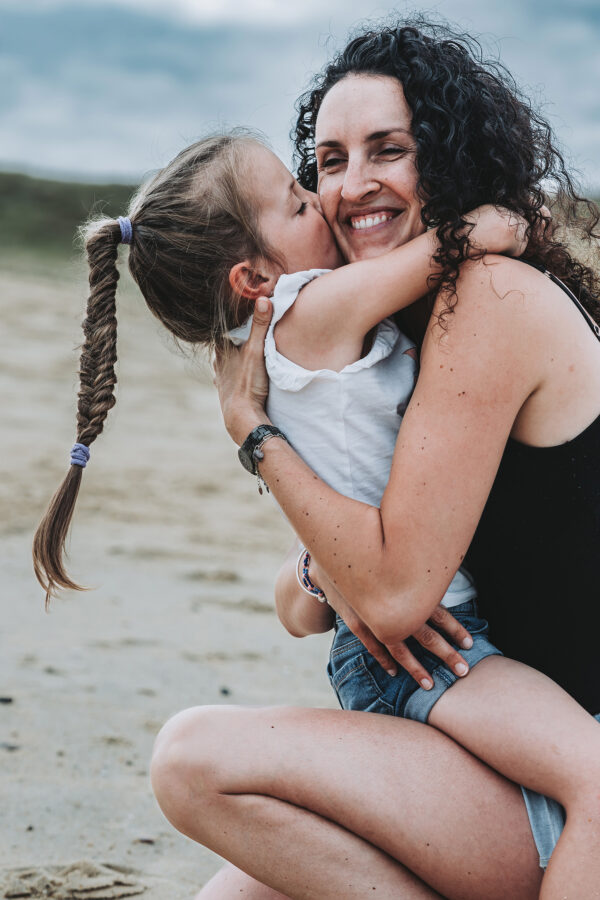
[326,599,598,869]
[327,599,502,724]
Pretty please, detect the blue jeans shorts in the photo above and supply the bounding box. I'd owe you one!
[327,599,501,724]
[326,599,598,869]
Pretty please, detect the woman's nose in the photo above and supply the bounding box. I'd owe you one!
[341,160,379,203]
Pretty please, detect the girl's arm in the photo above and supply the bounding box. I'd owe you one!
[216,256,546,654]
[275,539,335,637]
[276,206,526,369]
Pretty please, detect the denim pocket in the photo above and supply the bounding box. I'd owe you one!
[329,652,395,714]
[451,610,491,639]
[327,602,496,718]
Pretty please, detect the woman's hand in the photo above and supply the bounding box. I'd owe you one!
[310,557,472,689]
[213,297,273,446]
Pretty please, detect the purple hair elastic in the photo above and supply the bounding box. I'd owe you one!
[70,443,90,468]
[117,215,133,245]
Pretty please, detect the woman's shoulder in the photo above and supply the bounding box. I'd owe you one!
[454,255,547,303]
[420,254,599,423]
[432,255,563,339]
[418,255,555,396]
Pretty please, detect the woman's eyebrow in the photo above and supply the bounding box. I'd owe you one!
[367,128,411,140]
[316,128,411,149]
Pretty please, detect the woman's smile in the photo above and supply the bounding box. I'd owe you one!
[348,207,403,231]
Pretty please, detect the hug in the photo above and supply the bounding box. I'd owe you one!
[34,19,600,900]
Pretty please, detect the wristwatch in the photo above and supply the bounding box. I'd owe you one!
[238,424,289,476]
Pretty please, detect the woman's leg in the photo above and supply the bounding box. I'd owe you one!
[195,864,292,900]
[195,855,441,900]
[151,705,542,900]
[428,655,600,899]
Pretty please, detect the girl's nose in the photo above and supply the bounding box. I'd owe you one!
[306,189,323,215]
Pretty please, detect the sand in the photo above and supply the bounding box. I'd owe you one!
[1,259,336,898]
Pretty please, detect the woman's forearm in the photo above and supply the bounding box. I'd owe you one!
[256,438,429,642]
[216,315,442,643]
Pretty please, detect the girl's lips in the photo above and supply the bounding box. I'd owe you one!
[348,209,402,232]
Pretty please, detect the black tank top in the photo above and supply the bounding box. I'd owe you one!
[464,267,600,714]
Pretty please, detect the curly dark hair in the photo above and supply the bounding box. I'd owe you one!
[294,19,600,324]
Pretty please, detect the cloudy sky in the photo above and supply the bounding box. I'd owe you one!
[2,0,599,189]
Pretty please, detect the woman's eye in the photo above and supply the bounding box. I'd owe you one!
[297,201,308,215]
[379,146,405,157]
[318,156,344,170]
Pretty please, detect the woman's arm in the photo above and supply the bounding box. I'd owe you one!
[216,256,546,653]
[276,538,477,684]
[276,207,526,369]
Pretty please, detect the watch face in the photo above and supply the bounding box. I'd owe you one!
[238,446,255,474]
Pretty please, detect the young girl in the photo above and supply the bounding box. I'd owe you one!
[33,132,599,894]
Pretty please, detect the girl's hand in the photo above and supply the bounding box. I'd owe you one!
[310,558,473,689]
[214,298,273,446]
[465,204,528,258]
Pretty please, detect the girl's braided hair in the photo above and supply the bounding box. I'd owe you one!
[33,132,278,604]
[294,18,600,325]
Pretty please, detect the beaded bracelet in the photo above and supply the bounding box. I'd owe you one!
[295,548,328,603]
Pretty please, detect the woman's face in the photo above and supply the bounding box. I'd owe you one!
[315,74,425,263]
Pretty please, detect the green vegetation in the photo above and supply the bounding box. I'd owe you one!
[0,171,137,266]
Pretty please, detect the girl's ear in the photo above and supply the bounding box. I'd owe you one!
[229,260,279,300]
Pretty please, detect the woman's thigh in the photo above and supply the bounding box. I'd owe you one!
[155,704,543,900]
[196,864,291,900]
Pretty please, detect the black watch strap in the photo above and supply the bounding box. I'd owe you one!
[238,425,289,477]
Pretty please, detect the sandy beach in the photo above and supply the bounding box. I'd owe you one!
[1,257,336,898]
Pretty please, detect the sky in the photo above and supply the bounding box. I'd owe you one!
[2,0,599,189]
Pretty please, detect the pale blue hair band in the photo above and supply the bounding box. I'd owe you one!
[70,443,90,468]
[118,215,133,244]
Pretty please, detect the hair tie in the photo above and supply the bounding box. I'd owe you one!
[70,443,90,468]
[117,216,133,245]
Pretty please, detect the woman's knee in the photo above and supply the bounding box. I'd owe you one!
[150,704,240,830]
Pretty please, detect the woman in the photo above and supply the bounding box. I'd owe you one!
[150,22,600,900]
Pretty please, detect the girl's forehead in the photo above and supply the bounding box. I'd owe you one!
[243,144,296,215]
[245,143,291,180]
